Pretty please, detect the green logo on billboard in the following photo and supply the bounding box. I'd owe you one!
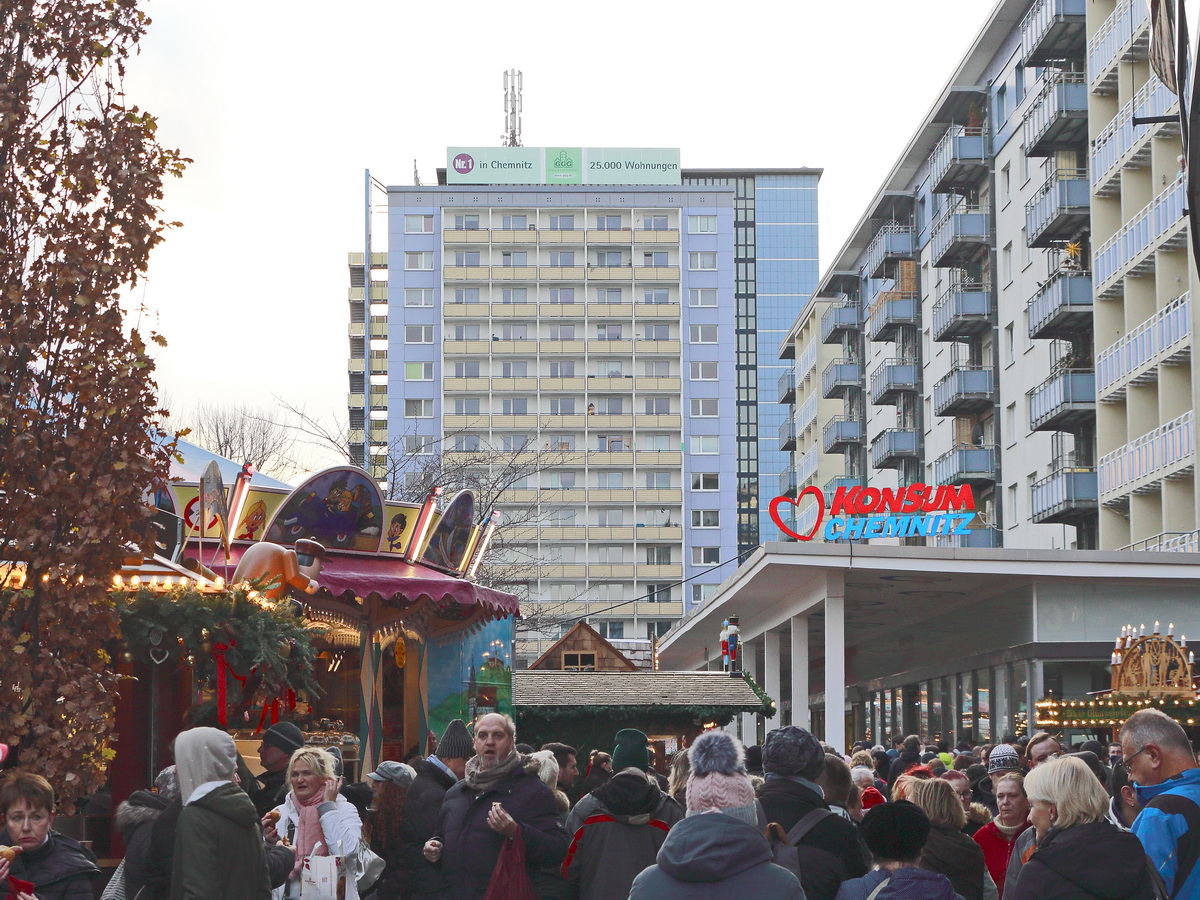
[545,147,582,183]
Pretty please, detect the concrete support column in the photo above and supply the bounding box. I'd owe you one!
[763,630,781,729]
[740,640,759,742]
[825,590,847,752]
[791,615,810,731]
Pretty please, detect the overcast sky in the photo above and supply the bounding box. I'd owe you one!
[127,0,997,473]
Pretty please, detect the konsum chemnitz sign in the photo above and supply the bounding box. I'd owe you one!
[769,484,977,542]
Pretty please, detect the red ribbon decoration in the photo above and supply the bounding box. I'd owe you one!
[213,643,230,727]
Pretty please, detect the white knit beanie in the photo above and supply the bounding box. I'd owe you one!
[175,726,238,804]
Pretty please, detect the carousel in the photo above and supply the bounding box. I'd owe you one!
[1036,622,1200,736]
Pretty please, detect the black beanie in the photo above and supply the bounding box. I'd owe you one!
[861,801,931,862]
[262,721,305,755]
[436,719,473,760]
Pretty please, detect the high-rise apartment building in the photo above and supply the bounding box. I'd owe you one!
[780,0,1104,551]
[1088,0,1196,550]
[347,152,819,662]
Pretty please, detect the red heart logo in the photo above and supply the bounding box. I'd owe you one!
[770,486,825,541]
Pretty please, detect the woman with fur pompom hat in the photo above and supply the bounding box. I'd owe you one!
[628,730,803,899]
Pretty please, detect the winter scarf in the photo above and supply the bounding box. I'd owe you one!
[465,748,522,791]
[290,788,329,877]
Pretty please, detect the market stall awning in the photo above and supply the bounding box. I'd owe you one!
[513,670,769,717]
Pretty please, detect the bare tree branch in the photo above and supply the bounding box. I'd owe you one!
[178,402,300,481]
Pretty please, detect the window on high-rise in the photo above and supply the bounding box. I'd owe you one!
[646,621,672,639]
[645,545,671,564]
[688,252,717,270]
[501,361,527,377]
[642,215,668,230]
[498,288,527,304]
[642,288,670,303]
[691,510,720,528]
[689,361,718,380]
[450,324,479,341]
[404,363,433,380]
[404,435,435,455]
[690,436,719,454]
[687,215,716,233]
[502,434,531,451]
[500,324,528,339]
[405,252,434,270]
[643,324,669,341]
[548,214,575,230]
[595,215,622,230]
[596,323,623,341]
[453,397,481,415]
[644,397,670,415]
[597,288,623,303]
[405,288,434,307]
[643,251,669,266]
[689,289,717,307]
[596,250,623,267]
[594,396,623,414]
[596,509,624,526]
[405,325,434,343]
[645,471,672,488]
[452,434,481,451]
[405,214,434,233]
[691,398,719,417]
[453,214,480,230]
[549,397,575,415]
[689,325,718,343]
[452,361,480,378]
[645,583,671,602]
[550,288,576,303]
[452,288,480,304]
[501,251,527,266]
[549,251,575,266]
[692,473,720,490]
[502,214,528,229]
[550,323,576,340]
[596,435,627,451]
[640,433,672,450]
[692,547,720,565]
[501,398,529,415]
[548,434,576,451]
[690,584,717,604]
[597,471,624,489]
[405,399,434,418]
[597,621,624,639]
[549,361,575,377]
[643,360,670,376]
[454,251,480,266]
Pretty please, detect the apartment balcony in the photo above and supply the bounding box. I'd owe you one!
[633,229,681,244]
[1089,0,1150,95]
[932,282,992,342]
[929,126,990,194]
[369,318,388,339]
[779,468,798,498]
[778,370,796,403]
[1027,270,1093,340]
[1122,531,1200,552]
[637,489,683,504]
[933,366,995,417]
[864,224,916,279]
[870,358,920,406]
[633,302,681,318]
[1094,179,1187,298]
[823,416,864,453]
[1025,169,1090,247]
[586,229,632,243]
[587,266,633,281]
[934,445,997,487]
[537,229,585,245]
[932,528,1000,549]
[1024,72,1088,156]
[1099,411,1195,504]
[636,339,682,355]
[797,340,817,382]
[796,392,819,438]
[779,416,797,451]
[1029,369,1096,430]
[825,475,865,494]
[866,292,919,342]
[1020,0,1086,65]
[348,358,365,374]
[930,202,990,268]
[1092,76,1178,197]
[1097,292,1192,401]
[633,266,681,281]
[347,393,365,409]
[822,358,863,399]
[821,301,861,344]
[1032,465,1098,524]
[871,428,921,470]
[796,445,820,488]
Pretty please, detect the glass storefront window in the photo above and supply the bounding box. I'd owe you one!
[1010,663,1029,737]
[919,682,930,739]
[960,672,974,741]
[977,668,991,742]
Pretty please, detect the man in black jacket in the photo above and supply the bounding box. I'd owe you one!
[758,726,868,900]
[423,714,568,900]
[250,721,305,817]
[401,719,471,900]
[887,734,924,786]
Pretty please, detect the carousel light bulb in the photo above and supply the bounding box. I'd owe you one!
[130,575,140,587]
[1155,621,1161,633]
[214,577,225,589]
[113,575,123,588]
[1141,624,1146,636]
[1170,623,1175,636]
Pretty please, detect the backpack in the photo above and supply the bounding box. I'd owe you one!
[1144,854,1170,900]
[767,807,835,879]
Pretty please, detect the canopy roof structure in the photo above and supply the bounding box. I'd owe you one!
[513,670,768,717]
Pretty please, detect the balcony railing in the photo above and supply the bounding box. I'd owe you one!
[825,475,865,494]
[1097,292,1192,400]
[1025,169,1090,247]
[1021,0,1087,65]
[1095,179,1187,297]
[796,391,819,436]
[779,414,797,451]
[933,366,995,417]
[870,358,920,406]
[797,445,820,487]
[930,201,990,268]
[933,282,992,342]
[794,501,819,540]
[929,126,990,194]
[779,467,798,498]
[1089,0,1150,95]
[823,416,865,454]
[1093,76,1178,197]
[1121,530,1200,552]
[1027,270,1093,340]
[778,369,796,403]
[870,429,921,469]
[1032,466,1098,524]
[1029,369,1097,430]
[1024,72,1089,156]
[821,301,861,345]
[934,445,998,486]
[866,292,919,342]
[823,358,863,399]
[1099,411,1194,502]
[798,338,817,382]
[864,223,916,279]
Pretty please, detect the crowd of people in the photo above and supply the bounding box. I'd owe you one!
[4,706,1200,898]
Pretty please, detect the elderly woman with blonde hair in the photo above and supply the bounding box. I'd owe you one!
[262,747,365,900]
[1006,756,1157,900]
[906,776,995,900]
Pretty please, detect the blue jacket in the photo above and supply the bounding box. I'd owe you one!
[1133,766,1200,898]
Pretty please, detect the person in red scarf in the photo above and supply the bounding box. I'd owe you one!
[971,772,1030,898]
[263,747,365,900]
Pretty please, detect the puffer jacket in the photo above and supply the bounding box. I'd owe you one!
[1007,821,1156,900]
[562,769,683,900]
[0,829,98,900]
[115,789,171,899]
[628,811,804,899]
[835,868,964,900]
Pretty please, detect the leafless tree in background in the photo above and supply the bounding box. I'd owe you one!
[181,403,300,481]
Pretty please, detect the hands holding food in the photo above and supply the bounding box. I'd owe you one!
[486,802,518,839]
[262,810,281,844]
[0,845,22,862]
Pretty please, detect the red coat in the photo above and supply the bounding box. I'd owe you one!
[972,820,1030,898]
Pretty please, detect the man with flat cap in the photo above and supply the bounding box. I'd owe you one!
[251,721,305,817]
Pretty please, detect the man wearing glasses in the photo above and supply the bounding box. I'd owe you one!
[1120,708,1200,898]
